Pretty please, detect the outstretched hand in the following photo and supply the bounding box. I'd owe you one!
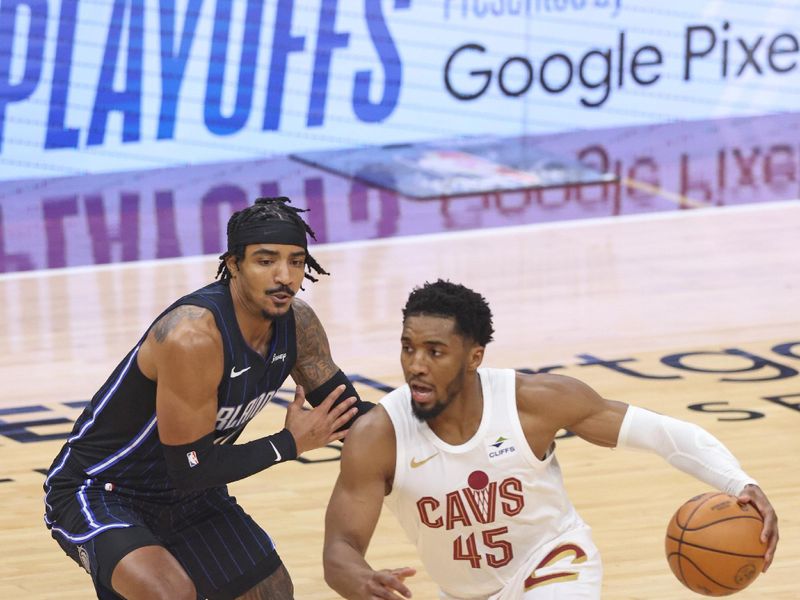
[362,567,416,599]
[285,385,358,455]
[738,484,779,571]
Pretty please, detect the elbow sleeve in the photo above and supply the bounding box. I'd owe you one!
[616,406,757,496]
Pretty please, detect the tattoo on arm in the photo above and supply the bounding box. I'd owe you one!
[152,305,209,342]
[292,299,337,390]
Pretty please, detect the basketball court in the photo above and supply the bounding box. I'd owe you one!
[1,184,798,597]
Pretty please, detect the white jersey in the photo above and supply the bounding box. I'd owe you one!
[383,368,586,599]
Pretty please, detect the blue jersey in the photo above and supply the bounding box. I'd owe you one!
[44,280,297,498]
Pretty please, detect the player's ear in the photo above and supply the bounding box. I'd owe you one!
[468,345,484,371]
[225,253,240,274]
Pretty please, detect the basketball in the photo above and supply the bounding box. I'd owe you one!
[665,492,767,596]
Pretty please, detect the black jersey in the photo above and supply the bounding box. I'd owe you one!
[45,281,297,498]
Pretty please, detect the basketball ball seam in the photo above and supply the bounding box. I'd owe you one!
[676,492,726,528]
[665,536,765,558]
[676,492,723,585]
[672,554,739,592]
[681,515,763,532]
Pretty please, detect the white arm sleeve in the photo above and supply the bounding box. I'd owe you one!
[616,405,758,496]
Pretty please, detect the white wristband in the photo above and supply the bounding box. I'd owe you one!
[616,405,757,496]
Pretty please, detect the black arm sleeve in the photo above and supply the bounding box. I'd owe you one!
[305,369,375,431]
[162,428,297,492]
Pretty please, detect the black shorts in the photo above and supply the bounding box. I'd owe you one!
[46,483,282,600]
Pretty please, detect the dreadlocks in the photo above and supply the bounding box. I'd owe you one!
[215,197,328,283]
[402,279,495,346]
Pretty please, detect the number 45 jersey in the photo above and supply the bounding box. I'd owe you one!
[382,368,588,599]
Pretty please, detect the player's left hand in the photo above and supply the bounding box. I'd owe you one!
[365,567,416,599]
[737,484,778,572]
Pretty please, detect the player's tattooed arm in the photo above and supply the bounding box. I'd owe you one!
[137,305,217,385]
[141,303,222,447]
[151,305,209,343]
[291,298,339,391]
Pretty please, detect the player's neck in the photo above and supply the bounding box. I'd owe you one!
[428,373,484,444]
[236,309,275,357]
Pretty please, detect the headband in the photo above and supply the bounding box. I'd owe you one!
[228,220,307,251]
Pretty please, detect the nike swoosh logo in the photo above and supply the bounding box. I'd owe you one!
[410,452,439,469]
[269,440,281,462]
[230,366,251,378]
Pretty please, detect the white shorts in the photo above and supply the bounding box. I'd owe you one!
[489,526,602,600]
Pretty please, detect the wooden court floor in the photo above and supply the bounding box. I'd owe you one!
[1,202,798,599]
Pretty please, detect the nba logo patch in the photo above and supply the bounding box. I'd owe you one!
[77,545,91,574]
[186,450,199,467]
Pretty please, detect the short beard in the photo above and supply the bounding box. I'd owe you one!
[260,305,288,320]
[260,285,295,320]
[411,398,448,422]
[411,366,466,423]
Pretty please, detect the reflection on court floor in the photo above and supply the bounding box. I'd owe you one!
[1,112,798,274]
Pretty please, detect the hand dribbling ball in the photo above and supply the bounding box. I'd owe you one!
[665,492,767,596]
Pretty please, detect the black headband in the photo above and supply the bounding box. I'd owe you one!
[228,220,307,251]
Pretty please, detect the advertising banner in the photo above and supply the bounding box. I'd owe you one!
[2,0,799,180]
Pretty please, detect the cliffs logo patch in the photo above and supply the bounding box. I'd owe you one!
[491,436,509,448]
[489,435,516,458]
[77,545,91,574]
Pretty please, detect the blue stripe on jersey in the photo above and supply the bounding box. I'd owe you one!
[201,296,234,406]
[115,432,163,486]
[240,348,251,408]
[50,522,131,543]
[85,415,158,476]
[219,509,256,566]
[182,536,218,587]
[46,481,135,543]
[78,478,100,528]
[68,346,141,444]
[44,447,72,511]
[278,320,289,382]
[201,294,234,357]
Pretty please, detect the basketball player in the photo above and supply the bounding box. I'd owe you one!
[44,198,374,600]
[323,280,779,599]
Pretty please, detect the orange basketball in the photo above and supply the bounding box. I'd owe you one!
[665,492,766,596]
